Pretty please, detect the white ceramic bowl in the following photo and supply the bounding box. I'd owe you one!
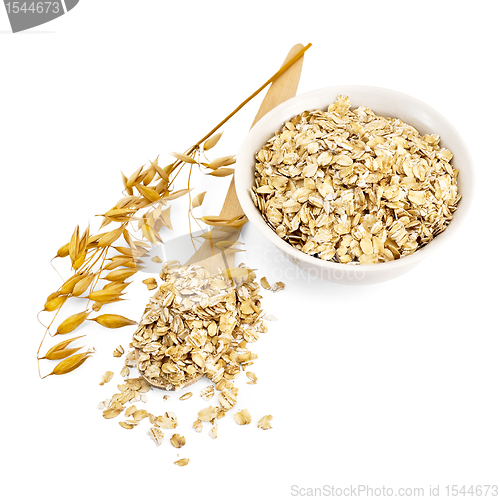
[235,86,474,285]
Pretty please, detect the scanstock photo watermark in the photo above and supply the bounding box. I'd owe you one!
[290,484,499,497]
[3,0,79,32]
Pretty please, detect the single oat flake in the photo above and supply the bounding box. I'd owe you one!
[193,419,203,433]
[113,345,124,358]
[209,424,218,439]
[148,427,164,446]
[198,406,218,423]
[257,415,273,430]
[234,409,252,425]
[99,371,114,386]
[200,385,215,401]
[170,433,186,449]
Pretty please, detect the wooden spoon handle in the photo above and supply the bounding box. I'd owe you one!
[220,43,306,221]
[251,43,306,128]
[186,44,306,270]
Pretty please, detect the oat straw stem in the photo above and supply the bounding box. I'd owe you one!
[85,244,110,309]
[167,43,312,188]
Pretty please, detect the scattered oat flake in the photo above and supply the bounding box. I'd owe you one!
[119,421,134,430]
[103,408,121,419]
[156,411,177,429]
[193,419,203,433]
[174,458,190,467]
[99,371,114,386]
[271,281,285,292]
[179,392,192,401]
[200,385,215,401]
[120,365,130,377]
[170,433,186,448]
[260,277,271,290]
[151,256,162,263]
[198,406,218,422]
[133,409,149,421]
[163,395,170,401]
[142,277,158,290]
[218,388,238,410]
[257,415,273,430]
[147,427,164,446]
[234,409,252,425]
[124,405,137,417]
[113,345,124,357]
[209,424,218,439]
[246,372,257,384]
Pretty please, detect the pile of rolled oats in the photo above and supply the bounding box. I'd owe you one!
[97,262,273,464]
[132,262,267,390]
[251,95,461,264]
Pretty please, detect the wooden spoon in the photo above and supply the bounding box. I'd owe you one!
[185,43,306,274]
[140,44,306,390]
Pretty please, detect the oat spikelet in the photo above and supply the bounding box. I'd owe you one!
[39,335,85,360]
[97,226,124,247]
[104,207,137,219]
[59,273,87,295]
[56,311,91,335]
[43,294,68,312]
[203,131,223,151]
[103,268,137,282]
[205,155,235,170]
[164,188,191,201]
[135,183,161,203]
[89,314,137,329]
[43,348,95,377]
[72,273,96,297]
[209,168,234,177]
[152,162,170,183]
[55,242,70,259]
[142,163,157,186]
[103,257,134,271]
[121,171,133,196]
[191,191,206,209]
[87,289,123,303]
[125,165,144,189]
[170,151,197,164]
[69,225,80,264]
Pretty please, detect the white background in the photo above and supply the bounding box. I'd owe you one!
[1,1,499,499]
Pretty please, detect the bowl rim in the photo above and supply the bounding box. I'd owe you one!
[235,85,474,274]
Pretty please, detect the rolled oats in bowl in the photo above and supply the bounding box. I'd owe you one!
[251,95,461,265]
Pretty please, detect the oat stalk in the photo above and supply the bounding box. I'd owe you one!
[38,43,312,378]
